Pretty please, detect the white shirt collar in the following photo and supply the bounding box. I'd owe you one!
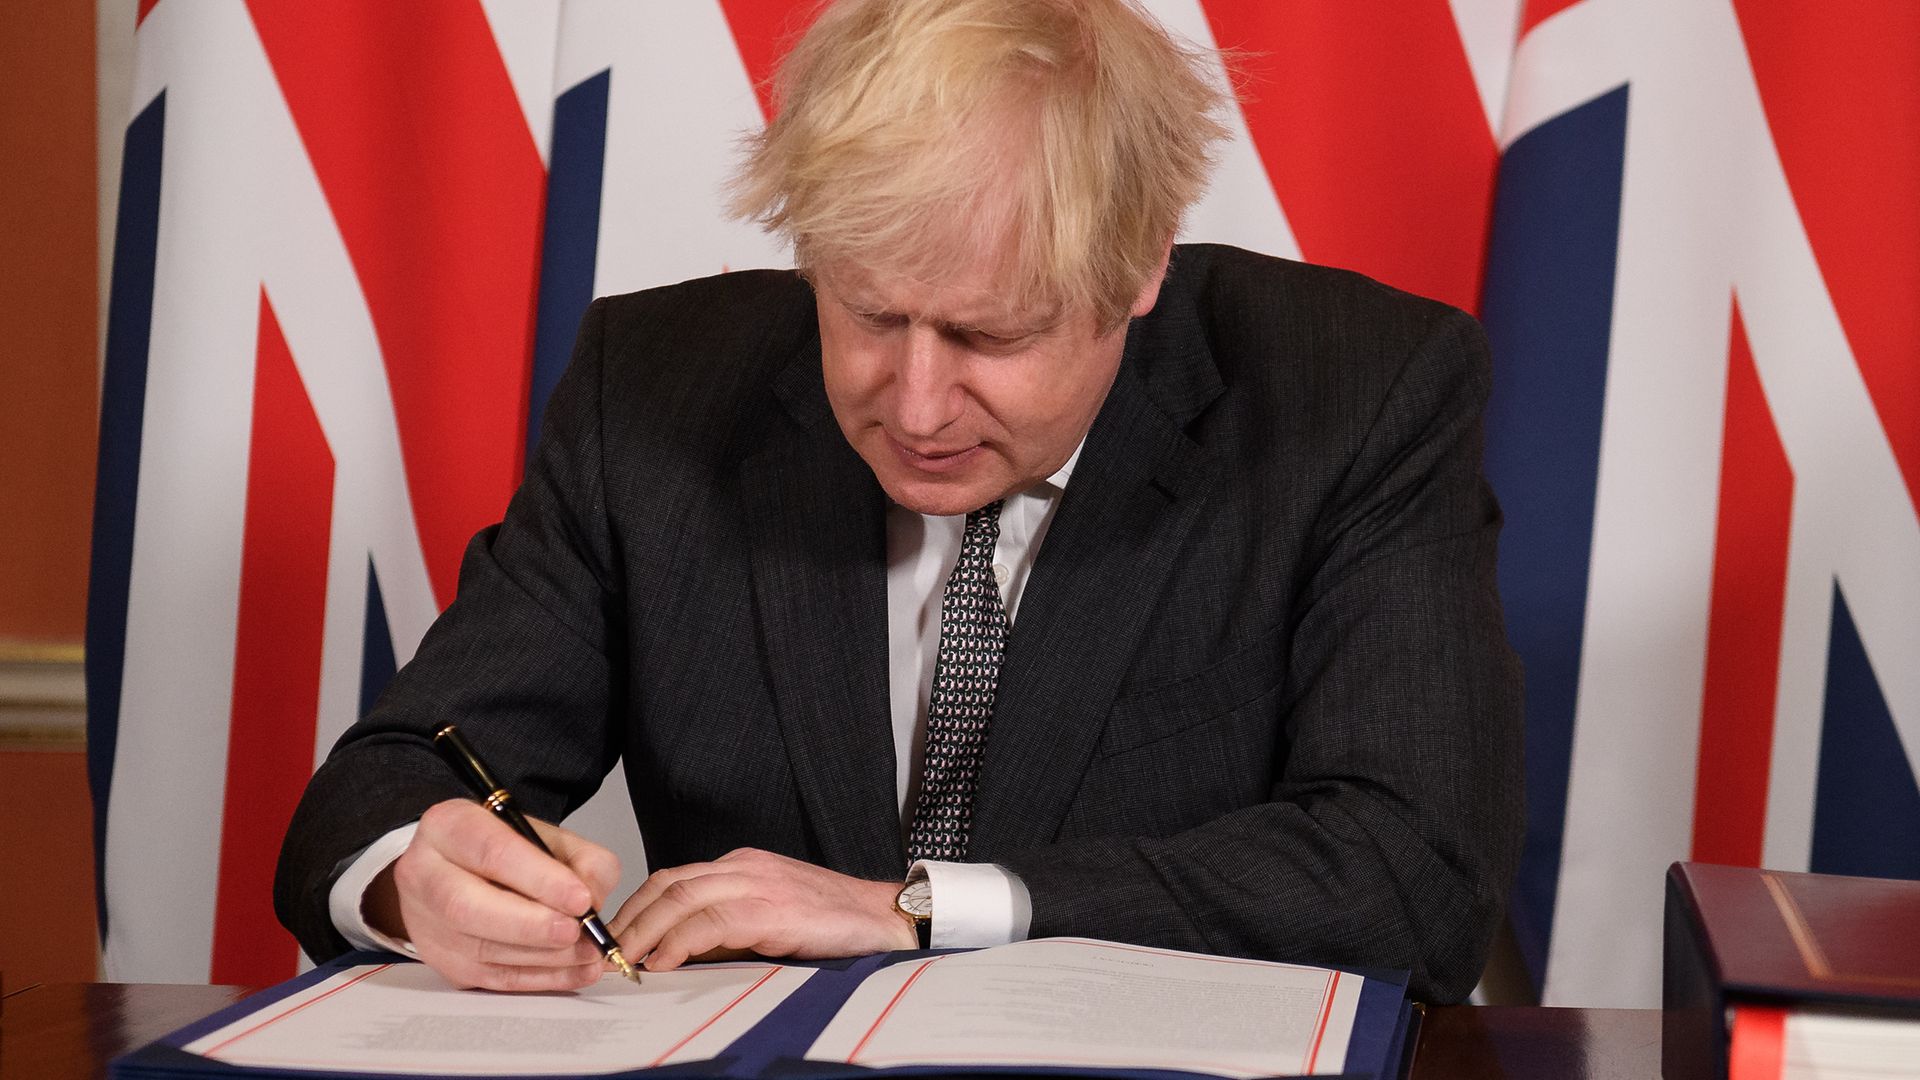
[1027,436,1085,498]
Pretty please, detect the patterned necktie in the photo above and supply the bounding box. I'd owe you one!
[907,500,1009,864]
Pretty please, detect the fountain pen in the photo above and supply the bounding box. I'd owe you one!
[432,723,643,985]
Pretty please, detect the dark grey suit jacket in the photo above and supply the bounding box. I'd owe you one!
[275,243,1523,1003]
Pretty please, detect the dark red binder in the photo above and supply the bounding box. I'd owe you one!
[1662,861,1920,1080]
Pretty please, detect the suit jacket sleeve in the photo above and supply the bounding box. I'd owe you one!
[274,298,625,962]
[994,305,1524,1005]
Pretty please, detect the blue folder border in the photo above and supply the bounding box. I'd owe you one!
[110,950,1413,1080]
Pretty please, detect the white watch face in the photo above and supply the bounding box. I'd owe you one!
[897,877,933,919]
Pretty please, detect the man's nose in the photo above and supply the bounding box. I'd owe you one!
[892,326,964,439]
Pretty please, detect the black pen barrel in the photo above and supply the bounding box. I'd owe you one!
[432,725,557,856]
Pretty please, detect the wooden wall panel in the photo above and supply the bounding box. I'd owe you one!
[0,748,100,983]
[1,0,100,645]
[1,0,104,982]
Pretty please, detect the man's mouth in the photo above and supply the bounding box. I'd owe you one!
[887,433,982,473]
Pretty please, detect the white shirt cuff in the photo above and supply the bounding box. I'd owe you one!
[328,822,421,957]
[912,860,1032,948]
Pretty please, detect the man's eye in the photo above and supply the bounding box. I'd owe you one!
[961,328,1029,350]
[853,310,906,329]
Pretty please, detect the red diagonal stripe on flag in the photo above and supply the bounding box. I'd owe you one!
[1518,0,1582,37]
[1198,0,1498,315]
[1692,300,1793,869]
[1735,1,1920,511]
[717,0,822,122]
[212,294,333,987]
[248,0,547,608]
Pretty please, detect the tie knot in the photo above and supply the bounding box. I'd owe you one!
[964,500,1004,544]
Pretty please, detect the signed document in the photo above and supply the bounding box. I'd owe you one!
[182,961,813,1075]
[123,941,1407,1080]
[806,938,1365,1078]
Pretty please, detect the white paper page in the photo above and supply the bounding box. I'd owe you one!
[807,938,1363,1078]
[1784,1006,1920,1080]
[185,961,814,1076]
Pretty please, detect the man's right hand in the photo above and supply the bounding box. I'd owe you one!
[366,798,621,992]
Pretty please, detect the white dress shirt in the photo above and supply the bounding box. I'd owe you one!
[329,446,1079,954]
[886,443,1080,946]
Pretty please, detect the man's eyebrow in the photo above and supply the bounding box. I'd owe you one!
[836,291,1057,335]
[948,317,1046,337]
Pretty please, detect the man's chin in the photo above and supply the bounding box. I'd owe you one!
[873,470,1005,517]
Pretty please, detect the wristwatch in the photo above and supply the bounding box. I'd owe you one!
[894,872,933,949]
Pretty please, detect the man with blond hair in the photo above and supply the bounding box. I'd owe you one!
[278,0,1522,1004]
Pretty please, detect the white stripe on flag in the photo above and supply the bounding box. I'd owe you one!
[1146,0,1300,263]
[562,0,789,292]
[1448,0,1524,137]
[1543,0,1757,1008]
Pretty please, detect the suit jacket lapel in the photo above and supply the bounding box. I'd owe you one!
[970,297,1225,858]
[740,343,905,880]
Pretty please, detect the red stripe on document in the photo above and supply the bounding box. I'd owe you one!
[1729,1004,1787,1080]
[847,958,942,1063]
[1692,301,1793,868]
[210,295,335,987]
[1733,1,1920,510]
[247,0,546,609]
[650,967,783,1067]
[716,0,822,122]
[1303,970,1340,1073]
[1197,0,1498,315]
[203,964,393,1058]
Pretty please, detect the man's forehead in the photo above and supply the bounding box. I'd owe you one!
[818,261,1062,328]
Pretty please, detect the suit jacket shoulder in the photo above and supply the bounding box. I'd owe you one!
[584,268,821,467]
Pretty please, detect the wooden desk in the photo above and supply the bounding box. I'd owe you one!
[0,982,1661,1080]
[1,982,254,1080]
[1409,1005,1661,1080]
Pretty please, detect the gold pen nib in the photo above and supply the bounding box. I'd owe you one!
[608,946,643,985]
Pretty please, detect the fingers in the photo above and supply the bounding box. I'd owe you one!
[532,817,623,910]
[619,871,767,970]
[606,860,727,937]
[609,849,916,972]
[420,800,593,916]
[647,898,778,971]
[397,844,570,942]
[392,798,614,993]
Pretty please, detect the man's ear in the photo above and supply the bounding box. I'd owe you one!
[1129,241,1174,319]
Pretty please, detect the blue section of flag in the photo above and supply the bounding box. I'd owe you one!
[1478,85,1631,986]
[86,93,168,937]
[358,560,397,720]
[528,69,611,459]
[1810,585,1920,880]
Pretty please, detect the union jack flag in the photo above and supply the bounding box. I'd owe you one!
[1487,0,1920,1005]
[89,0,1918,1005]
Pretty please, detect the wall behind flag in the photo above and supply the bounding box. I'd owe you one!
[1,0,101,649]
[0,0,106,987]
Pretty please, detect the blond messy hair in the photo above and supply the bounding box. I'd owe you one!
[731,0,1230,330]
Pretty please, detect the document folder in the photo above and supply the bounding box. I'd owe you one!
[112,939,1417,1080]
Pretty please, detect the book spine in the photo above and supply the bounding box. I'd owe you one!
[1664,863,1732,1080]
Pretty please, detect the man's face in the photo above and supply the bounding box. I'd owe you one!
[813,251,1165,517]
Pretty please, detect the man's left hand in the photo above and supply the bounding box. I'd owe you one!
[605,849,917,970]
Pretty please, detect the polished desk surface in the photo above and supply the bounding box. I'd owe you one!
[0,981,1661,1080]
